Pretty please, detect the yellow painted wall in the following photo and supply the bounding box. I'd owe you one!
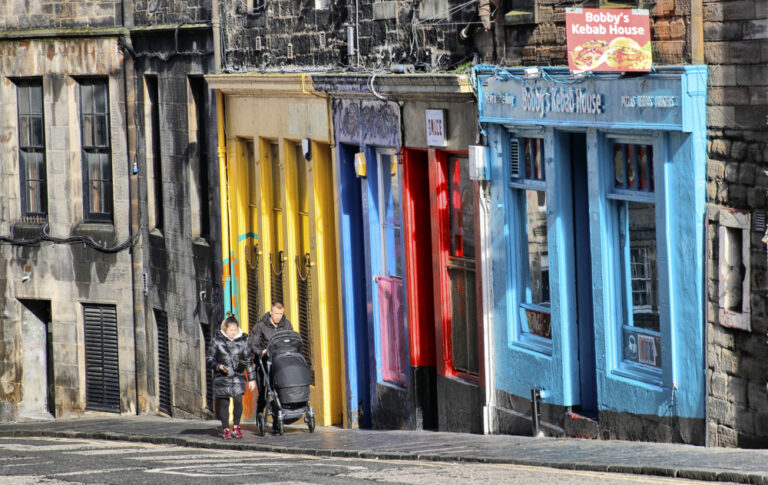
[215,81,344,427]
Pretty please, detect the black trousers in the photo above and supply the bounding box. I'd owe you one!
[256,355,268,415]
[215,394,243,429]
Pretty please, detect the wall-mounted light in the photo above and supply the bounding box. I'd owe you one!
[302,138,312,161]
[354,152,367,178]
[523,67,541,80]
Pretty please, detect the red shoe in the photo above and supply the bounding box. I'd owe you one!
[222,428,232,439]
[233,426,243,439]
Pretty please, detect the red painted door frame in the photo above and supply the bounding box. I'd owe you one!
[400,148,435,368]
[428,149,483,382]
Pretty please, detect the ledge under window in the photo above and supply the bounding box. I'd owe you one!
[11,220,47,240]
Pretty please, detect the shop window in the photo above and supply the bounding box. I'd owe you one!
[79,79,112,222]
[509,138,551,348]
[377,150,407,386]
[447,156,478,378]
[15,79,47,223]
[608,142,662,374]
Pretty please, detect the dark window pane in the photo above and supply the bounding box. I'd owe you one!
[94,115,108,146]
[449,156,475,259]
[523,189,550,307]
[626,146,637,189]
[524,138,532,179]
[29,85,43,114]
[533,139,544,180]
[83,115,93,147]
[88,152,102,180]
[30,117,44,147]
[90,181,104,213]
[94,82,107,113]
[20,116,30,147]
[449,265,478,376]
[18,86,30,114]
[81,84,93,114]
[614,145,624,187]
[619,200,659,332]
[638,145,649,190]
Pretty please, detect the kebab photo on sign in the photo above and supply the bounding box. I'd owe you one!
[566,8,652,73]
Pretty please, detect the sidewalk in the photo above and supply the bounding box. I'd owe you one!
[1,415,767,484]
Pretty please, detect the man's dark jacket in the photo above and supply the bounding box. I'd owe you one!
[206,330,255,398]
[248,312,293,358]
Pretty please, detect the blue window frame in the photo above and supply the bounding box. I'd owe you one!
[509,137,552,352]
[606,141,663,378]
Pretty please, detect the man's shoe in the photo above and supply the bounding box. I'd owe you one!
[233,426,243,439]
[222,428,232,439]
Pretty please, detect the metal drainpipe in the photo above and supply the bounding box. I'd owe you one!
[212,0,222,72]
[480,178,495,434]
[216,91,232,317]
[691,0,704,65]
[121,0,147,415]
[702,214,709,446]
[355,0,360,67]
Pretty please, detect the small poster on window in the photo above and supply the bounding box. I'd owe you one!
[566,8,652,73]
[637,334,658,367]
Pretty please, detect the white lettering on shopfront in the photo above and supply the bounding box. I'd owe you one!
[522,86,603,117]
[621,95,678,109]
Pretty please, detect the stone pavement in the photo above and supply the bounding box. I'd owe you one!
[1,416,767,484]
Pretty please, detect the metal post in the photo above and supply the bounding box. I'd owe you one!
[531,388,541,438]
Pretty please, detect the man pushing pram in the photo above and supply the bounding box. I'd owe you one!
[249,302,315,435]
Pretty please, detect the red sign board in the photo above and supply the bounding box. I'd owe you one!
[565,8,652,73]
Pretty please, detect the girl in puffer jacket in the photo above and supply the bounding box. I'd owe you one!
[206,313,256,439]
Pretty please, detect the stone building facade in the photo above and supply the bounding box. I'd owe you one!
[474,0,768,447]
[0,1,220,421]
[701,0,768,448]
[216,0,481,72]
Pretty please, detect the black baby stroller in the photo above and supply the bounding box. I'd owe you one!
[256,329,315,435]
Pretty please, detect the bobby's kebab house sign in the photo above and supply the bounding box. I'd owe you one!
[566,8,652,72]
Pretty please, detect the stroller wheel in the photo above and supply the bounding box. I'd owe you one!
[257,413,265,437]
[308,414,315,433]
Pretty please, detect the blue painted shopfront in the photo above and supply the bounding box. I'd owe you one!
[476,66,708,437]
[326,93,410,428]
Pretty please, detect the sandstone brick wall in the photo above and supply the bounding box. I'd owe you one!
[486,0,692,66]
[704,0,768,448]
[0,0,122,30]
[0,38,135,419]
[133,0,211,25]
[0,1,220,420]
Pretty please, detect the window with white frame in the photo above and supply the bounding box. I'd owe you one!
[609,141,662,372]
[509,137,551,344]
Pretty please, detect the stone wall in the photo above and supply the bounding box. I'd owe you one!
[0,1,220,421]
[218,0,476,72]
[0,38,135,419]
[0,0,123,30]
[477,0,692,66]
[704,0,768,448]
